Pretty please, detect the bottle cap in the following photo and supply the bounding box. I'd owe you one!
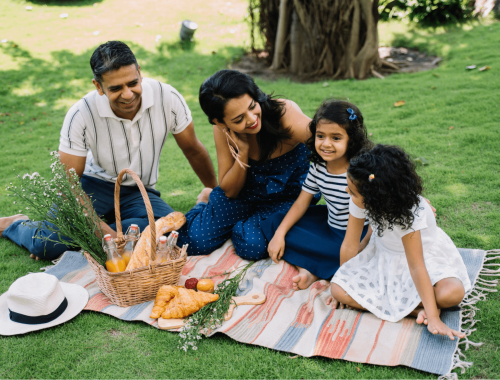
[159,236,167,242]
[104,234,111,241]
[131,224,138,230]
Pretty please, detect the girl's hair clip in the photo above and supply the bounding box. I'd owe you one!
[347,108,357,121]
[368,174,375,181]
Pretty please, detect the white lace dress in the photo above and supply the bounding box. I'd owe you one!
[331,196,471,323]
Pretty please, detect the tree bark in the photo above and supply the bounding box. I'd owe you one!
[250,0,385,80]
[270,0,292,70]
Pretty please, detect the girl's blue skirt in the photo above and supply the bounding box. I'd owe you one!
[261,205,368,280]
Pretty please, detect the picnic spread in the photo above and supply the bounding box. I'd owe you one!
[37,242,499,377]
[2,165,500,378]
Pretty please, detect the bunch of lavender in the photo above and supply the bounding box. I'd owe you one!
[178,261,254,352]
[6,151,106,265]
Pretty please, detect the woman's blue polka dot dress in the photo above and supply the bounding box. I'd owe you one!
[177,144,317,260]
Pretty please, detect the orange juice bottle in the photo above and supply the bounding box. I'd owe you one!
[155,236,170,264]
[103,234,127,273]
[122,224,140,266]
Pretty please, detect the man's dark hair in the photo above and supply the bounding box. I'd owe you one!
[90,41,138,83]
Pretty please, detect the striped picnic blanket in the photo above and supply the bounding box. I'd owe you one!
[45,241,499,377]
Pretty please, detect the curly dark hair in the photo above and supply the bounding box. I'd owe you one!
[199,69,291,163]
[306,99,373,164]
[348,144,424,237]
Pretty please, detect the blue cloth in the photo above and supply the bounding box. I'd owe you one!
[177,144,317,260]
[261,205,368,279]
[3,175,174,260]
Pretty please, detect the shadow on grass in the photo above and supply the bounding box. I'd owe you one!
[0,39,241,118]
[0,39,241,211]
[26,0,104,6]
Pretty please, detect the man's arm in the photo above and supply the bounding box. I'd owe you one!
[173,121,218,189]
[59,151,118,238]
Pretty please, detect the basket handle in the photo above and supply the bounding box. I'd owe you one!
[114,168,157,262]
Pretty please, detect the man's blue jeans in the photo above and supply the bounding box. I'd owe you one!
[3,175,174,260]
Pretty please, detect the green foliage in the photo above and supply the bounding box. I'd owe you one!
[178,262,255,351]
[379,0,476,26]
[7,153,105,264]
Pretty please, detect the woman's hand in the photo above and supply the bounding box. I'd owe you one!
[268,234,286,263]
[426,316,465,340]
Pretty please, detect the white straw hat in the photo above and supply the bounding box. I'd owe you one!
[0,273,88,336]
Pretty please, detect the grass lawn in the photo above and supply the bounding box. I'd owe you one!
[1,0,499,378]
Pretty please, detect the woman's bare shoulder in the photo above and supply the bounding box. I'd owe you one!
[278,99,311,144]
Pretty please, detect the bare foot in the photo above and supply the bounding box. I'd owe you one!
[415,309,427,325]
[30,254,40,261]
[413,308,441,325]
[292,267,319,291]
[196,188,213,204]
[0,214,29,237]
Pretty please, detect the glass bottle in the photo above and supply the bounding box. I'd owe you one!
[103,234,127,273]
[122,224,140,266]
[156,236,170,264]
[168,231,179,260]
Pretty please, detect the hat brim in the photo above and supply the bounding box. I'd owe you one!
[0,282,89,336]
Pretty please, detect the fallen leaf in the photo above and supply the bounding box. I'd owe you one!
[394,100,405,107]
[432,73,440,77]
[414,157,429,166]
[357,367,360,372]
[449,126,454,130]
[466,65,476,70]
[20,121,24,125]
[47,123,52,126]
[431,86,436,90]
[479,66,491,72]
[212,51,217,55]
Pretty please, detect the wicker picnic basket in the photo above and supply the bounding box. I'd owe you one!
[83,168,187,307]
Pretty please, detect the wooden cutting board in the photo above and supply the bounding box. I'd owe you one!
[157,293,266,330]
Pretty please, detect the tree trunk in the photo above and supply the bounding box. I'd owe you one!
[250,0,384,80]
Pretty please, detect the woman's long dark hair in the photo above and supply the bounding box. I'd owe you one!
[199,70,291,162]
[306,99,372,164]
[348,144,424,237]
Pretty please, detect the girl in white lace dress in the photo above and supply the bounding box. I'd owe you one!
[329,145,471,340]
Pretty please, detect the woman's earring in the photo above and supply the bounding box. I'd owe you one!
[224,129,250,169]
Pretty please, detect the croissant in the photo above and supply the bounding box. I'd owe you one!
[126,211,186,270]
[150,285,180,319]
[150,285,219,319]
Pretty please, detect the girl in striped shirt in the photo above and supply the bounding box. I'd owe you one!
[262,100,373,290]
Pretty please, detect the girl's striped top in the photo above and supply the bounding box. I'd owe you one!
[302,162,368,230]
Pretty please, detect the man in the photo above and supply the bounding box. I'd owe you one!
[0,41,217,260]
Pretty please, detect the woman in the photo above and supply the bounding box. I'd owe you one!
[177,69,318,260]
